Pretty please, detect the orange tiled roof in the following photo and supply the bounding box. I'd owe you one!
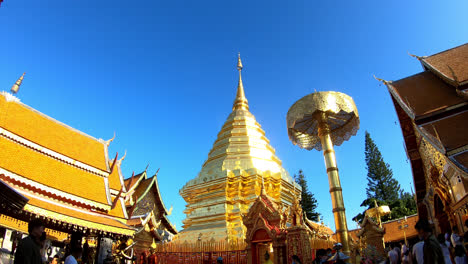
[108,197,127,219]
[0,94,108,171]
[108,162,124,191]
[127,217,142,226]
[421,43,468,84]
[124,171,146,191]
[0,136,108,205]
[23,193,134,236]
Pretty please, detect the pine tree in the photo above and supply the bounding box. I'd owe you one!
[353,132,417,223]
[364,131,400,203]
[295,170,320,221]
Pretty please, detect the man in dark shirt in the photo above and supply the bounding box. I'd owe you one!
[14,218,44,264]
[414,219,445,264]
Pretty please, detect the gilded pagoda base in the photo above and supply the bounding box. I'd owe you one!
[178,170,298,243]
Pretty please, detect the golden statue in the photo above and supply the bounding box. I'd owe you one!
[365,200,390,228]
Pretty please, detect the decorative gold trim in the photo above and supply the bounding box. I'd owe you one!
[23,204,134,236]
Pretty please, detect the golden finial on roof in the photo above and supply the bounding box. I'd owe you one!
[11,72,25,94]
[233,53,249,111]
[106,132,116,146]
[237,52,243,70]
[118,150,127,163]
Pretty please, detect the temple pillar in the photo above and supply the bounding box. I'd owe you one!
[286,227,313,264]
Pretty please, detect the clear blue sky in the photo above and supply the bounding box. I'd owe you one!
[1,0,466,231]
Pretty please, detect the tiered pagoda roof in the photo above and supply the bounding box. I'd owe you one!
[178,55,300,242]
[380,43,468,221]
[0,90,133,237]
[124,170,177,250]
[385,43,468,173]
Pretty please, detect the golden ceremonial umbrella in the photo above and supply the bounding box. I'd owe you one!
[287,91,359,254]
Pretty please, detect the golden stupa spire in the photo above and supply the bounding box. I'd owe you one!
[10,72,26,94]
[233,53,249,111]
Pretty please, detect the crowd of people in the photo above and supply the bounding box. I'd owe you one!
[8,218,468,264]
[356,219,468,264]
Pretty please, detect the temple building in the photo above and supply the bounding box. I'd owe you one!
[125,169,178,254]
[178,56,301,243]
[380,43,468,234]
[0,79,176,262]
[0,88,133,262]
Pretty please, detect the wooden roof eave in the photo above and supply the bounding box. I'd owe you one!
[161,214,178,234]
[135,176,157,205]
[152,172,169,215]
[0,179,28,210]
[128,171,147,193]
[384,81,417,120]
[385,81,452,155]
[420,59,468,87]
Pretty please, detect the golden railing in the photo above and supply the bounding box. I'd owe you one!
[154,240,247,253]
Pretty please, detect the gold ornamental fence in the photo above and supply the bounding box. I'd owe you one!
[153,240,248,264]
[151,238,334,264]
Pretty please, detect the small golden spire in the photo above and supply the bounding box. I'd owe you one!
[10,72,25,94]
[233,53,249,111]
[237,52,243,70]
[260,175,266,195]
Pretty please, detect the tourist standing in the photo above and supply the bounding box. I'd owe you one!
[452,227,464,248]
[395,243,401,263]
[14,218,44,264]
[453,245,467,264]
[64,247,82,264]
[402,243,410,264]
[313,249,325,264]
[451,226,467,264]
[415,219,445,264]
[388,244,399,264]
[438,234,453,264]
[413,240,425,264]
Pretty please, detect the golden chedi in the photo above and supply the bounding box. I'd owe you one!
[178,55,301,243]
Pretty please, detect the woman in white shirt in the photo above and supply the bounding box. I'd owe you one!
[438,234,453,264]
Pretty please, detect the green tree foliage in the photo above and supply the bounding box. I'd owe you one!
[364,131,401,202]
[295,170,320,222]
[353,132,417,223]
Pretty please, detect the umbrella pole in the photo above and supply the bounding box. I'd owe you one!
[316,112,350,254]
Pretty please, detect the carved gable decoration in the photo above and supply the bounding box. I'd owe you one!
[243,192,285,242]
